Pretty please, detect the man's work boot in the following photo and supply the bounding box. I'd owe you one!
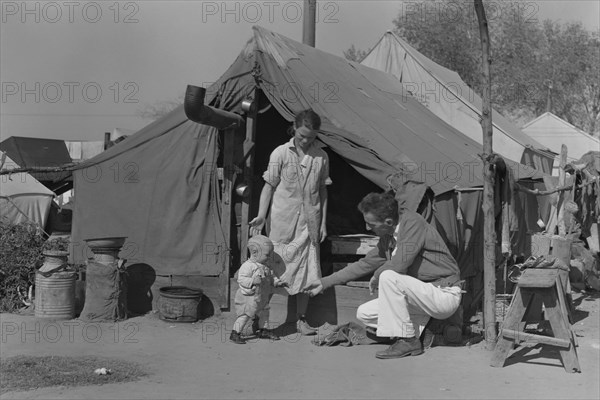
[297,318,317,336]
[375,336,423,359]
[420,325,435,350]
[229,330,246,344]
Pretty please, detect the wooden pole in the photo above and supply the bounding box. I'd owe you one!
[220,128,236,309]
[557,145,569,236]
[303,0,316,47]
[545,145,569,236]
[240,91,258,262]
[474,0,497,349]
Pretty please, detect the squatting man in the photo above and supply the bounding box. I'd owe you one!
[305,191,464,359]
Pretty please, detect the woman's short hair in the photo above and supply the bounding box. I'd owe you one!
[357,191,399,223]
[294,109,321,130]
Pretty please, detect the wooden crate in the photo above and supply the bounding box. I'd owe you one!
[530,233,572,295]
[329,234,378,255]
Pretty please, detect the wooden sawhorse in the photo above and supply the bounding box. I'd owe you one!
[491,268,580,373]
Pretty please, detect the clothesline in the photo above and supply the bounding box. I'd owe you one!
[0,163,78,176]
[452,176,598,195]
[515,176,598,196]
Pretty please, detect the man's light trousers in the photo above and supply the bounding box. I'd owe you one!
[356,270,462,338]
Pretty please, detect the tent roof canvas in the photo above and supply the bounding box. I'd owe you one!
[360,31,555,173]
[246,26,544,194]
[522,112,600,162]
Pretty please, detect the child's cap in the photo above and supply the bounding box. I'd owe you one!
[247,235,274,253]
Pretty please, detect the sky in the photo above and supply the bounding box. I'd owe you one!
[1,0,599,141]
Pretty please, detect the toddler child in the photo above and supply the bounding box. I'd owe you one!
[230,235,286,344]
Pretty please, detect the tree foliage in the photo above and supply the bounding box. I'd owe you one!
[343,44,370,63]
[345,0,600,136]
[540,21,600,134]
[136,96,183,121]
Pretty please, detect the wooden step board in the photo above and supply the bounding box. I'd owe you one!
[491,269,580,373]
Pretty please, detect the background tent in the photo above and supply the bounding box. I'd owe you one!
[361,31,556,174]
[0,136,73,195]
[72,26,545,311]
[1,151,54,228]
[522,112,600,175]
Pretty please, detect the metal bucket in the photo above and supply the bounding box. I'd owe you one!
[35,270,77,319]
[157,286,202,323]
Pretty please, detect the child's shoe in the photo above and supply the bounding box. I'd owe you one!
[257,329,280,341]
[229,330,246,344]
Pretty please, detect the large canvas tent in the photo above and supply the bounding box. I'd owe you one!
[522,112,600,175]
[361,31,556,174]
[72,26,545,311]
[1,151,54,228]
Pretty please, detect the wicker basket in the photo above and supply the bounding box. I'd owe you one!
[496,294,514,323]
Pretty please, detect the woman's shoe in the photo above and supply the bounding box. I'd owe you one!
[297,319,317,336]
[257,329,281,341]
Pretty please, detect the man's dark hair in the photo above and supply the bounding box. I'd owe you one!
[357,191,399,223]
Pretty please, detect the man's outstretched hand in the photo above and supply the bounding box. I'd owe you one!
[304,280,324,297]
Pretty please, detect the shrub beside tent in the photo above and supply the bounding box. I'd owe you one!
[71,26,546,313]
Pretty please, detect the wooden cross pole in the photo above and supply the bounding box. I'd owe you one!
[302,0,316,47]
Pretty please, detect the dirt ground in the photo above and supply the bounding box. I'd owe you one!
[1,291,599,400]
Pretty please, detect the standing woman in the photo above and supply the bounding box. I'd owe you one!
[249,109,331,335]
